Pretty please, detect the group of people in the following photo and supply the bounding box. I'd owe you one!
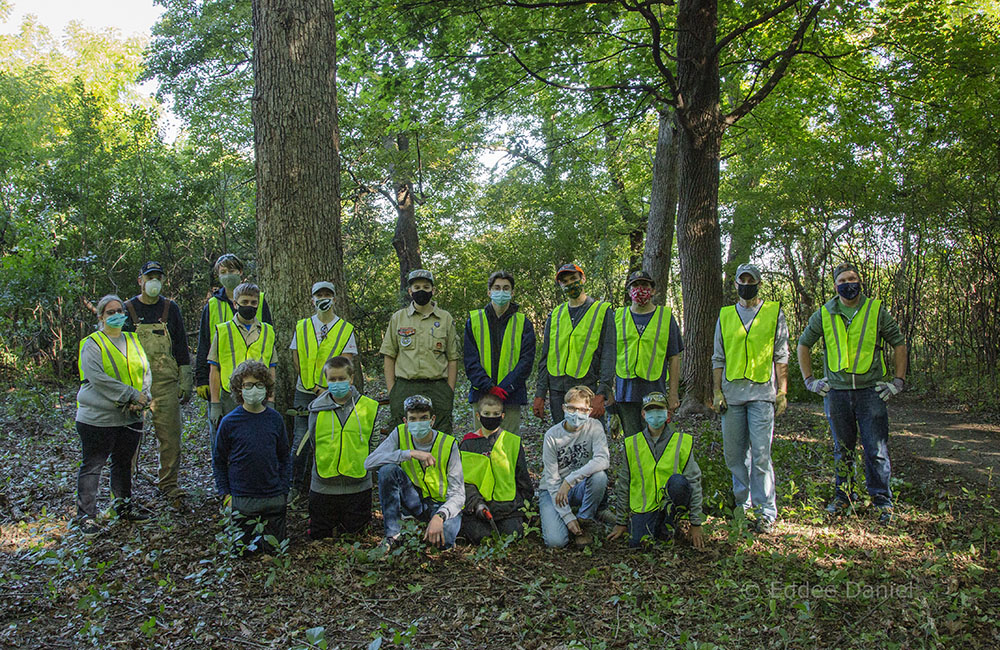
[74,255,908,551]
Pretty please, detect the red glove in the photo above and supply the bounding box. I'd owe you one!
[532,397,546,420]
[591,394,606,418]
[488,386,509,401]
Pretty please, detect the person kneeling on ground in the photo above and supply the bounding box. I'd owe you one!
[364,395,464,550]
[212,360,290,554]
[607,392,705,549]
[539,385,610,548]
[459,393,534,544]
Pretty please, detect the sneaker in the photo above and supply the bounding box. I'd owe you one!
[377,536,400,554]
[573,519,594,547]
[76,516,102,538]
[754,518,775,535]
[876,506,893,526]
[825,497,851,515]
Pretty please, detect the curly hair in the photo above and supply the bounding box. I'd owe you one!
[230,359,273,405]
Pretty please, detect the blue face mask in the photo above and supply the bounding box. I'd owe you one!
[327,380,351,398]
[105,312,128,329]
[563,410,589,429]
[407,420,433,439]
[643,409,668,430]
[490,289,512,307]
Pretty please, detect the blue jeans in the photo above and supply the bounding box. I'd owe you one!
[722,401,777,522]
[376,465,461,548]
[290,389,315,493]
[538,471,608,548]
[628,474,691,547]
[824,387,892,507]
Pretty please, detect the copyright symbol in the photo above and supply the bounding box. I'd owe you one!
[743,584,760,598]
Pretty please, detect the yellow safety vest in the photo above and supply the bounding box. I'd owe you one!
[460,430,521,502]
[546,300,611,379]
[207,293,265,335]
[625,430,692,514]
[314,395,378,479]
[78,331,150,391]
[821,298,882,374]
[295,317,355,391]
[719,301,780,383]
[469,309,525,389]
[397,424,456,501]
[614,305,671,381]
[216,320,277,392]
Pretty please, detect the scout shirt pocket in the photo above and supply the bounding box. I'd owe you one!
[398,327,417,350]
[430,323,449,355]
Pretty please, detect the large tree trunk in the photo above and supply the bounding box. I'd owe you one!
[676,0,725,414]
[253,0,344,413]
[642,110,679,306]
[387,133,422,301]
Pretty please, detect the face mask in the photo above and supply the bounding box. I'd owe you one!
[561,282,583,299]
[242,386,267,406]
[836,282,861,300]
[144,279,162,298]
[737,283,759,300]
[644,410,668,430]
[628,285,653,305]
[479,415,503,432]
[411,289,433,306]
[237,304,257,320]
[407,420,433,440]
[327,380,351,398]
[315,298,333,312]
[563,410,588,429]
[105,312,128,329]
[490,289,512,307]
[219,273,241,291]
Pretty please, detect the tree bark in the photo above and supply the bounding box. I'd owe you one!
[253,0,344,412]
[642,110,679,306]
[387,133,422,300]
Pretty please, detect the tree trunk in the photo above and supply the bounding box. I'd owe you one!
[676,0,725,414]
[642,110,679,306]
[253,0,344,413]
[387,133,422,301]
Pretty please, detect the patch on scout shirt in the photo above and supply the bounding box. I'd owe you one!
[398,327,416,347]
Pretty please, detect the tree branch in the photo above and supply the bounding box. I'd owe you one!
[713,0,802,57]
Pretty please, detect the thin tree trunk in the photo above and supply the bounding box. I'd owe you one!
[642,110,679,306]
[387,133,422,300]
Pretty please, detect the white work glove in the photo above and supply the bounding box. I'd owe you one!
[875,378,904,402]
[209,402,223,427]
[805,376,831,397]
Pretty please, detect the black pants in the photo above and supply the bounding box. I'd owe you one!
[76,421,141,518]
[232,494,288,554]
[307,488,372,539]
[628,474,692,547]
[460,511,525,545]
[390,378,455,435]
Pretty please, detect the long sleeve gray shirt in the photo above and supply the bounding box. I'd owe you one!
[76,334,152,427]
[307,387,375,495]
[711,302,790,405]
[539,418,610,523]
[612,426,704,526]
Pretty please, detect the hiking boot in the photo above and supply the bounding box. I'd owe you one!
[754,518,775,535]
[596,508,618,525]
[76,516,102,538]
[825,496,851,515]
[876,506,893,526]
[573,519,594,547]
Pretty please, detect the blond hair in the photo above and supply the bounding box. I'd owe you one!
[564,385,595,406]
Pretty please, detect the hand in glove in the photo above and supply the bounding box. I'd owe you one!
[875,378,904,402]
[804,376,831,397]
[712,389,728,414]
[591,394,606,418]
[532,397,546,420]
[196,385,210,401]
[178,365,194,404]
[488,386,509,401]
[775,391,788,417]
[209,402,223,427]
[475,503,491,521]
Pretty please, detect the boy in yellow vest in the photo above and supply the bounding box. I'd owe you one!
[797,263,907,525]
[364,395,464,550]
[458,393,534,544]
[711,263,789,533]
[290,281,358,498]
[607,393,705,549]
[304,356,376,539]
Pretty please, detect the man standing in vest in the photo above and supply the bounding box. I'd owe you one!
[123,261,192,502]
[797,263,907,525]
[711,263,789,534]
[607,393,705,548]
[289,281,358,498]
[464,270,536,434]
[365,395,464,550]
[608,270,683,437]
[381,269,461,435]
[533,263,615,422]
[207,283,278,454]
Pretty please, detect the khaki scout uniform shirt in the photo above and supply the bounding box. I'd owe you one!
[380,302,461,380]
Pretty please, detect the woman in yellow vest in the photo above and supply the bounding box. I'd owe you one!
[458,393,534,544]
[797,263,907,525]
[74,294,153,537]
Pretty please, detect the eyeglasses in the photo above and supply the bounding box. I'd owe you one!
[243,382,266,390]
[104,308,125,315]
[563,405,591,415]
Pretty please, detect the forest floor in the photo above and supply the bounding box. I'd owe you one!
[1,381,998,650]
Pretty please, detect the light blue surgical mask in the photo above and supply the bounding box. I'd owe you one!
[327,380,351,398]
[490,289,512,307]
[407,420,433,440]
[105,313,128,329]
[563,410,588,429]
[643,409,668,430]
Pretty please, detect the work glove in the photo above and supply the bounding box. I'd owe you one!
[804,376,831,397]
[209,402,223,427]
[475,503,491,521]
[775,391,788,417]
[875,378,904,402]
[488,386,509,401]
[591,394,606,418]
[196,385,210,401]
[532,397,546,420]
[178,365,193,404]
[712,389,728,414]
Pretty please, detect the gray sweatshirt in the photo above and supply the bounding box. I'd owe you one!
[364,427,465,521]
[307,387,376,495]
[711,302,790,405]
[540,418,610,524]
[612,426,704,526]
[76,333,152,427]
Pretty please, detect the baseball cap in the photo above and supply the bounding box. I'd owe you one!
[735,263,762,283]
[403,394,434,412]
[555,263,584,282]
[642,392,668,409]
[140,261,164,275]
[626,270,654,288]
[832,263,859,281]
[407,269,435,285]
[311,281,335,295]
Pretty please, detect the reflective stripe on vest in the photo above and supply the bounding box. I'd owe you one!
[821,298,881,374]
[719,301,780,383]
[208,293,265,335]
[459,430,521,502]
[469,310,525,389]
[216,321,276,392]
[546,301,611,379]
[614,305,671,381]
[624,430,692,514]
[314,395,378,479]
[77,331,150,391]
[295,317,355,391]
[397,424,455,501]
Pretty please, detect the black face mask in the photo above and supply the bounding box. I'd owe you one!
[836,282,861,300]
[411,289,433,306]
[237,304,257,320]
[737,283,759,300]
[479,415,503,432]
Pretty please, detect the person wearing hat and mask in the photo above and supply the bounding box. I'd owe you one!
[463,270,537,434]
[380,269,461,435]
[533,263,615,423]
[711,263,789,533]
[121,261,192,501]
[607,392,705,548]
[289,281,358,498]
[607,270,683,438]
[797,263,907,525]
